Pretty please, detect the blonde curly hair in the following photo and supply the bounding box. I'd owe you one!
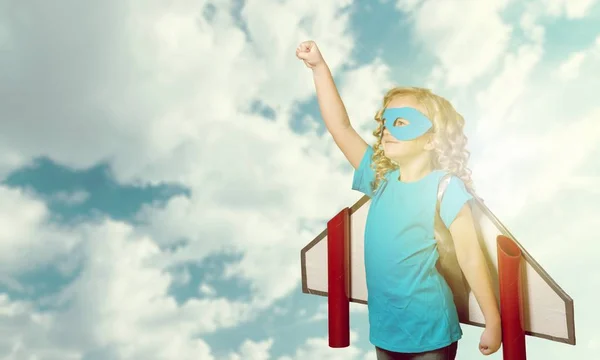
[370,86,475,195]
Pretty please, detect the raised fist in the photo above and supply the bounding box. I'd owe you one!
[295,40,325,69]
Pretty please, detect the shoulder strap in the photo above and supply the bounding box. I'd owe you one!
[433,172,471,322]
[436,173,453,222]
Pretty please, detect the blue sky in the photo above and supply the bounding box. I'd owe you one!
[0,0,599,359]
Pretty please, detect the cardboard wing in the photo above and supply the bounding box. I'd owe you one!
[300,195,576,345]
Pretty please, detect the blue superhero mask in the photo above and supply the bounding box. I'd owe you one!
[382,107,432,141]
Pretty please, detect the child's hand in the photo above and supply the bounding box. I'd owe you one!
[295,40,325,69]
[479,322,502,355]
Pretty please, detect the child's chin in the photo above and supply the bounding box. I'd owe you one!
[384,151,411,164]
[384,149,403,158]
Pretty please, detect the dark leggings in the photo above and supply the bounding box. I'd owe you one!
[375,341,458,360]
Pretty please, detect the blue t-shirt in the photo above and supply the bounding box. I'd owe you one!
[352,145,473,353]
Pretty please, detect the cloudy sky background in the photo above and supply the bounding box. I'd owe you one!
[1,0,599,359]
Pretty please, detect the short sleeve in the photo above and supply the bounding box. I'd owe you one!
[440,176,473,228]
[352,145,376,197]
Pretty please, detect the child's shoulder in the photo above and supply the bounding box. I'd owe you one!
[436,172,471,199]
[437,173,473,227]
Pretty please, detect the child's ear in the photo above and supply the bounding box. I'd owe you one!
[423,134,435,151]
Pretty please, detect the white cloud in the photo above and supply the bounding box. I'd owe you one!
[307,303,328,322]
[1,0,370,314]
[62,220,252,334]
[589,334,600,350]
[520,5,546,43]
[540,0,599,19]
[0,217,262,360]
[199,282,217,297]
[468,22,600,215]
[396,0,514,87]
[557,51,586,80]
[0,295,82,360]
[471,105,600,219]
[350,301,368,313]
[0,275,27,294]
[364,351,378,360]
[527,107,600,200]
[395,0,596,90]
[555,33,600,81]
[171,266,192,286]
[51,190,90,205]
[0,186,82,275]
[563,176,600,193]
[277,331,365,360]
[241,0,354,109]
[228,338,274,360]
[396,0,423,12]
[474,42,543,134]
[227,332,374,360]
[518,194,600,266]
[339,58,393,144]
[0,150,27,182]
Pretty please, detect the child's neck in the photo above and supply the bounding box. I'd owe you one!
[396,155,434,183]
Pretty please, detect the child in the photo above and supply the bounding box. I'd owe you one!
[296,40,502,359]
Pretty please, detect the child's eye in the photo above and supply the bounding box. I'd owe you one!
[394,118,410,126]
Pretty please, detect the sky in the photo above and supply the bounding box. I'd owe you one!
[0,0,599,359]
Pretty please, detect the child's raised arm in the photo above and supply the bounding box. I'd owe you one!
[296,41,368,170]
